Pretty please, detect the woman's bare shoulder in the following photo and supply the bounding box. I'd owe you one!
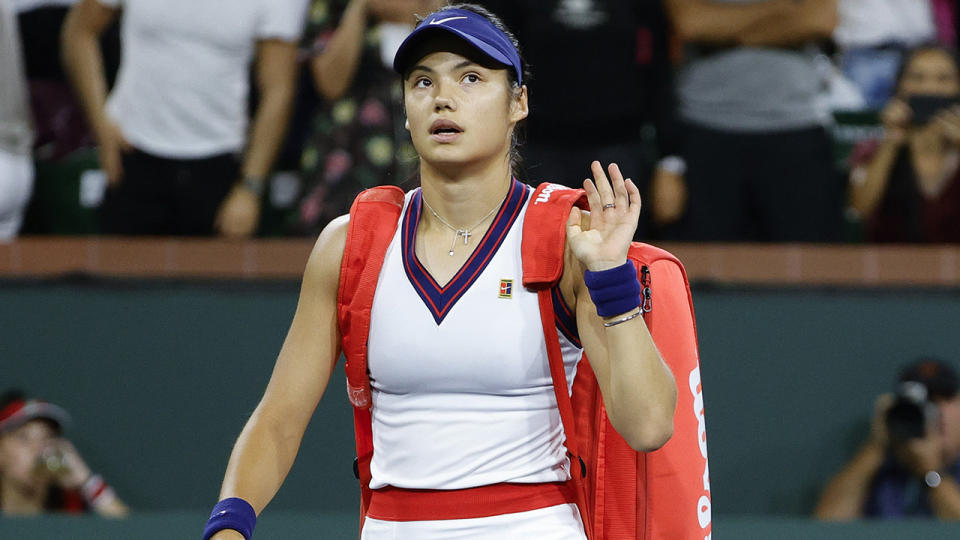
[302,214,351,290]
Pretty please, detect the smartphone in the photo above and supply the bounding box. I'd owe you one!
[908,94,960,124]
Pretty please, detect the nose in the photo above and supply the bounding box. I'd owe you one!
[432,79,457,112]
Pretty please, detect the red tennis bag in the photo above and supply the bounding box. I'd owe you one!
[337,183,711,539]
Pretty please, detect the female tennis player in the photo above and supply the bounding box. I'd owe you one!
[204,4,677,539]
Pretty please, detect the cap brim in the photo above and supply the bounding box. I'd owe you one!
[0,401,71,433]
[393,25,513,77]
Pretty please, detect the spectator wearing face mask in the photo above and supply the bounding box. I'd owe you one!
[848,45,960,243]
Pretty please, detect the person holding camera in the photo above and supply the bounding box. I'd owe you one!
[0,390,128,516]
[816,359,960,519]
[848,45,960,243]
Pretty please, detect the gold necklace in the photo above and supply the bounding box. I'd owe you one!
[421,194,503,256]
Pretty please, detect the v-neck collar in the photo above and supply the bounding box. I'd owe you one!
[401,178,529,325]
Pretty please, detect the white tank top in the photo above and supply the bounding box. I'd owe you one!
[366,180,583,490]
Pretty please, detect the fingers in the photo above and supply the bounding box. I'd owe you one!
[883,99,912,129]
[608,163,630,210]
[216,190,260,238]
[566,206,583,236]
[587,161,641,213]
[875,392,895,415]
[591,161,615,209]
[585,161,637,213]
[934,109,960,143]
[625,176,642,218]
[582,171,602,222]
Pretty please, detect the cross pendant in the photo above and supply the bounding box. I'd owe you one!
[458,229,470,245]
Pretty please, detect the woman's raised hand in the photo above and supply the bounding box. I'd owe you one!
[933,104,960,146]
[566,161,642,272]
[880,98,911,144]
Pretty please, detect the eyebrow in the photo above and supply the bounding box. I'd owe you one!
[407,60,479,77]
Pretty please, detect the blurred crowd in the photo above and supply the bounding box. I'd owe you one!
[1,0,959,243]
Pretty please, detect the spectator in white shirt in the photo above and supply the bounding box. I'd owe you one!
[0,0,34,241]
[62,0,308,236]
[834,0,937,109]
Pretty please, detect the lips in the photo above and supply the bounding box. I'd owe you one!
[429,119,464,137]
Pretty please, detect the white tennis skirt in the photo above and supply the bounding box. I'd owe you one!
[360,502,587,539]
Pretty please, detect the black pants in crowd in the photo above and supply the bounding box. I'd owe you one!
[666,122,843,242]
[101,148,239,236]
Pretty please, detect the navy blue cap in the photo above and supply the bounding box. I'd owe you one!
[393,8,523,86]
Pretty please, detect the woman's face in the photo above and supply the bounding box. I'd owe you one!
[403,48,527,172]
[0,420,56,490]
[899,49,960,97]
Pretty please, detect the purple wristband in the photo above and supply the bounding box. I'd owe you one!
[202,497,256,540]
[584,261,642,318]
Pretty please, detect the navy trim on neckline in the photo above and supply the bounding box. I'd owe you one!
[402,179,530,325]
[552,286,581,348]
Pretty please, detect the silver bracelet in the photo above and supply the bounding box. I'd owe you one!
[602,309,642,327]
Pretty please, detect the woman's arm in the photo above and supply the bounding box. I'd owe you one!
[209,216,348,539]
[215,38,298,238]
[737,0,837,47]
[666,0,834,46]
[850,139,902,217]
[310,0,371,101]
[61,0,126,184]
[814,441,885,520]
[242,39,298,184]
[929,476,960,519]
[563,162,677,452]
[814,394,893,520]
[850,99,911,217]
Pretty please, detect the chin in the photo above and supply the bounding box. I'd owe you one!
[420,148,476,169]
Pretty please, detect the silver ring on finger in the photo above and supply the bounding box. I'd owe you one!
[602,203,616,210]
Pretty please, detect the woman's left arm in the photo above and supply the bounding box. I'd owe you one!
[216,39,298,237]
[563,161,677,452]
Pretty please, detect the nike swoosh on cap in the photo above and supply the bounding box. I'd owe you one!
[429,16,468,25]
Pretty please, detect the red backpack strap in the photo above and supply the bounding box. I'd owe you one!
[338,185,405,409]
[521,183,587,288]
[534,289,594,538]
[336,185,406,535]
[523,183,594,536]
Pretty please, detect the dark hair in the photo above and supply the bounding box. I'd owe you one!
[893,43,960,96]
[0,389,25,410]
[898,357,959,401]
[406,3,532,181]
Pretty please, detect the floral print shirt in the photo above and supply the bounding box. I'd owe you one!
[297,0,418,233]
